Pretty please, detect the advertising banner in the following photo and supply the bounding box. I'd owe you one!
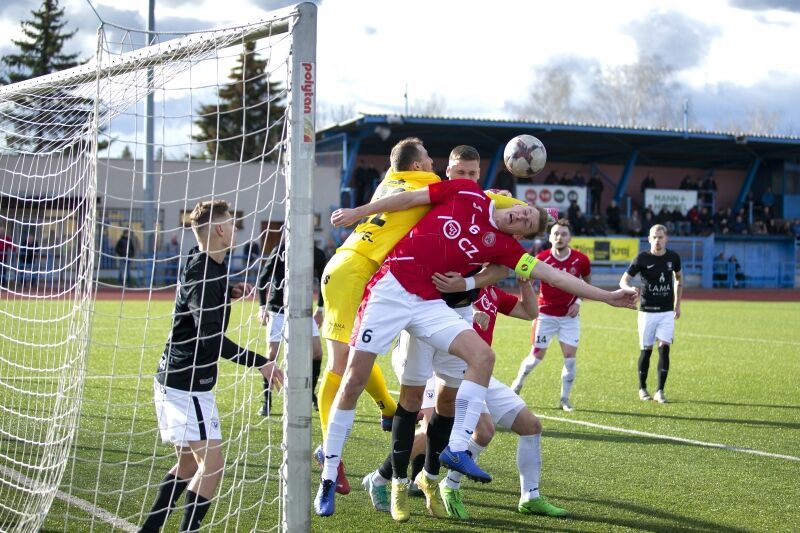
[644,189,698,215]
[516,184,588,213]
[570,237,640,263]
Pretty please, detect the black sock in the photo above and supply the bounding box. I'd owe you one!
[390,404,419,479]
[311,359,322,393]
[411,453,426,481]
[263,379,272,408]
[378,453,393,481]
[179,490,211,533]
[657,344,670,391]
[424,412,454,477]
[638,348,653,389]
[139,472,189,532]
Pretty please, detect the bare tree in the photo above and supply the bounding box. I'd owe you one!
[317,101,357,126]
[714,108,783,135]
[506,64,577,121]
[412,93,448,116]
[587,56,681,128]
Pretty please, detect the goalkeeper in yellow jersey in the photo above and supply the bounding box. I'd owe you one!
[316,138,525,494]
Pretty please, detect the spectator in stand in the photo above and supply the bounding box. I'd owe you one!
[625,210,642,237]
[642,211,656,236]
[641,173,657,197]
[699,207,713,235]
[115,229,139,287]
[351,161,368,207]
[656,205,672,227]
[558,172,571,186]
[544,170,559,185]
[588,172,604,215]
[712,252,728,286]
[587,215,607,236]
[567,200,580,227]
[749,219,768,235]
[606,200,621,233]
[0,227,14,287]
[761,187,775,210]
[679,175,693,190]
[729,255,745,288]
[686,205,701,235]
[701,174,717,206]
[761,206,774,233]
[572,209,588,236]
[731,214,747,234]
[365,165,381,203]
[572,171,586,188]
[672,207,690,236]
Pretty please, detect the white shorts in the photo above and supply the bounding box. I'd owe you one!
[353,270,472,357]
[638,311,675,348]
[267,311,319,343]
[391,305,473,388]
[533,313,581,349]
[486,377,526,429]
[154,380,221,447]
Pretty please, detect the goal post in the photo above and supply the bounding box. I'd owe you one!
[0,3,316,531]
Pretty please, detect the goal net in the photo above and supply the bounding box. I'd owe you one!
[0,3,316,531]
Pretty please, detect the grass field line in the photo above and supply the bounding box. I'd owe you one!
[536,414,800,461]
[0,463,137,532]
[582,323,800,346]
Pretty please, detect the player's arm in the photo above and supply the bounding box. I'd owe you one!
[518,255,637,308]
[432,263,508,293]
[331,187,431,227]
[507,278,538,320]
[567,273,591,318]
[619,272,637,290]
[674,270,683,319]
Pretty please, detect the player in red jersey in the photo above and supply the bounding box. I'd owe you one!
[511,219,591,411]
[314,178,637,518]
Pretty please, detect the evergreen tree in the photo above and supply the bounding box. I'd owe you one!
[1,0,90,152]
[194,41,286,162]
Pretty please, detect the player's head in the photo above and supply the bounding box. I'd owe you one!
[446,145,480,182]
[549,218,572,250]
[190,199,236,251]
[390,137,433,173]
[648,224,668,253]
[497,204,551,239]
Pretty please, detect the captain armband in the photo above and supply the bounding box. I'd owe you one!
[514,254,539,279]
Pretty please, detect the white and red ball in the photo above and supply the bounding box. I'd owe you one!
[503,134,547,178]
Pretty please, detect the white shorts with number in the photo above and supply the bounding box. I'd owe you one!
[487,377,526,429]
[533,313,581,349]
[391,305,473,388]
[638,310,675,348]
[267,311,319,343]
[353,269,472,358]
[154,380,221,447]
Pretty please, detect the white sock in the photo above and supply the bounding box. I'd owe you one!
[517,434,541,501]
[560,357,576,401]
[321,408,355,481]
[512,354,542,389]
[448,380,488,452]
[372,469,389,486]
[446,439,486,489]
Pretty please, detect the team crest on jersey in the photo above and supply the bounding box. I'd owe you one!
[482,232,496,246]
[569,267,577,275]
[667,261,673,269]
[442,219,461,239]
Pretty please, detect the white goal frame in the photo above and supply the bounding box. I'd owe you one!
[0,3,316,531]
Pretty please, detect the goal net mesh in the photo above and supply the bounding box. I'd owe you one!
[0,5,314,531]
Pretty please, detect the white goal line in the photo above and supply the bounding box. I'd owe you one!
[0,464,137,532]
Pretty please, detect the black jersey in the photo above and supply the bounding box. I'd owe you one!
[626,249,682,312]
[156,246,267,392]
[257,241,327,313]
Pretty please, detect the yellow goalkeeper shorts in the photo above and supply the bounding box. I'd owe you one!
[320,250,379,344]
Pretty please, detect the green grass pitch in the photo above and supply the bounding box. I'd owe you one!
[4,298,796,532]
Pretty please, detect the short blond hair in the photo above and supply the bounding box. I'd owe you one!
[649,224,668,235]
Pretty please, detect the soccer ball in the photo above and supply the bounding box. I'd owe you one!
[503,134,547,178]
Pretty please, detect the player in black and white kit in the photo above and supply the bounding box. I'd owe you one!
[141,200,283,533]
[620,224,682,404]
[256,233,326,415]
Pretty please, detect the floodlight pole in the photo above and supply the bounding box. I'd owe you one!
[143,0,157,267]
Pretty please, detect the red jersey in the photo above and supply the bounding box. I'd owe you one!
[387,179,530,300]
[472,286,519,345]
[536,248,591,316]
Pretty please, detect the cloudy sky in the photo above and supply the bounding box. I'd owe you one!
[2,0,800,137]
